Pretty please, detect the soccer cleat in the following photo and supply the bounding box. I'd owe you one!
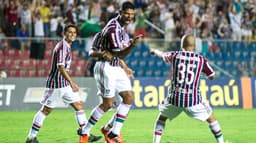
[101,127,123,143]
[79,134,89,143]
[77,127,101,142]
[25,137,39,143]
[101,127,114,143]
[88,134,102,142]
[107,131,123,143]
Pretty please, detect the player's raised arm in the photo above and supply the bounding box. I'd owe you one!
[112,34,143,58]
[150,48,164,57]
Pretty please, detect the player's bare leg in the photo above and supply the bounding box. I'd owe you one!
[207,113,224,143]
[153,114,168,143]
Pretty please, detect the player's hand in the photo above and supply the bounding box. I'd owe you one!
[102,51,114,61]
[150,48,156,55]
[124,67,134,79]
[130,34,143,47]
[150,48,163,57]
[70,81,79,92]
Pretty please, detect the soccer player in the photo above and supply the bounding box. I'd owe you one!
[151,34,224,143]
[78,1,141,143]
[25,24,101,143]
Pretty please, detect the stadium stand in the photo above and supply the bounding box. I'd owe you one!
[0,0,255,78]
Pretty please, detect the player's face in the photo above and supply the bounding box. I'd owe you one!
[65,27,77,42]
[120,9,135,26]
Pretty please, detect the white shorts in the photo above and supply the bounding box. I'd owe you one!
[40,85,81,108]
[159,98,212,121]
[94,61,132,98]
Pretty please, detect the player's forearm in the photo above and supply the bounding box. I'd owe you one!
[58,65,73,83]
[151,49,163,57]
[89,50,104,58]
[112,46,134,58]
[119,59,128,69]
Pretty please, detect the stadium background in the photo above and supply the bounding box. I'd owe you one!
[0,0,255,110]
[0,1,256,143]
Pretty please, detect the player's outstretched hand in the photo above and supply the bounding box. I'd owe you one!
[124,67,134,79]
[150,48,163,57]
[130,34,143,47]
[150,48,156,55]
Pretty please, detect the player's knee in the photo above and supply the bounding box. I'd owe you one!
[100,102,113,111]
[122,93,134,104]
[71,101,84,111]
[41,106,53,116]
[206,113,216,123]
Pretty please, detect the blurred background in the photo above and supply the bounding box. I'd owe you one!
[0,0,255,79]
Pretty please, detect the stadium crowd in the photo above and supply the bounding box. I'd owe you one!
[0,0,255,40]
[0,0,256,77]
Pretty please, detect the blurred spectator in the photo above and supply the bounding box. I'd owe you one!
[90,0,101,23]
[77,0,90,23]
[241,12,253,42]
[201,27,220,53]
[0,27,7,51]
[0,0,5,28]
[217,18,232,39]
[161,8,175,42]
[174,18,185,39]
[228,1,243,41]
[19,2,32,36]
[252,14,256,40]
[66,3,77,24]
[16,24,30,51]
[33,12,44,37]
[135,8,147,37]
[56,17,64,37]
[126,22,136,38]
[50,15,58,37]
[39,1,51,37]
[5,0,19,36]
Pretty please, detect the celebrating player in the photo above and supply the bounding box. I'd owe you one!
[151,34,224,143]
[77,1,141,143]
[25,24,101,143]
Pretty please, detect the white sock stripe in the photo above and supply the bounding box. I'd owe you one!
[76,110,85,115]
[209,121,218,127]
[120,102,132,108]
[96,106,105,114]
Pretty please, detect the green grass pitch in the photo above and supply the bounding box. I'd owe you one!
[0,109,255,143]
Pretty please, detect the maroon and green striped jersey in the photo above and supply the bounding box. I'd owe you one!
[46,39,71,88]
[162,51,215,107]
[91,15,130,66]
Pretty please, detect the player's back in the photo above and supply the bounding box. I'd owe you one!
[164,50,213,107]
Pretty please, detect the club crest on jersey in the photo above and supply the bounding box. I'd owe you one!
[105,89,110,94]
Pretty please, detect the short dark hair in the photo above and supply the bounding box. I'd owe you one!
[64,24,77,33]
[121,1,135,11]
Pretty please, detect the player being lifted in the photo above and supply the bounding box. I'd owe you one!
[151,34,224,143]
[78,1,142,143]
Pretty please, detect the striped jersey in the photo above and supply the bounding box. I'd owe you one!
[46,39,72,88]
[162,51,215,107]
[92,15,130,66]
